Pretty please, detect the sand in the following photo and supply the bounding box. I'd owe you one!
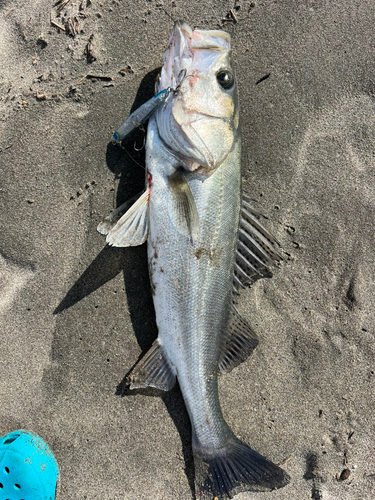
[0,0,374,498]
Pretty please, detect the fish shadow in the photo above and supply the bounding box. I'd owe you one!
[54,68,196,498]
[118,381,195,498]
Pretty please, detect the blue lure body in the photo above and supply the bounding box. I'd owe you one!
[112,88,171,143]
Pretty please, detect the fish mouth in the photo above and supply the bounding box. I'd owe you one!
[158,21,231,92]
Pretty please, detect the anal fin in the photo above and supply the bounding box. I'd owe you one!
[219,305,259,374]
[127,339,176,391]
[97,191,143,236]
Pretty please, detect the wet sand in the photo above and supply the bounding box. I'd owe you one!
[0,1,374,498]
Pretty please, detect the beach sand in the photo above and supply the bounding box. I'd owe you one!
[0,0,374,498]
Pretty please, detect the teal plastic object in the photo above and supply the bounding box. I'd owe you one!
[0,430,59,500]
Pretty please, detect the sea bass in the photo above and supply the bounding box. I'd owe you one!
[99,22,290,499]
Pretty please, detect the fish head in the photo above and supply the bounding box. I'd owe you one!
[156,22,239,172]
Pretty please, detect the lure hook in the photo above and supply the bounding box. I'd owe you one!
[172,68,194,94]
[120,143,145,170]
[134,125,146,151]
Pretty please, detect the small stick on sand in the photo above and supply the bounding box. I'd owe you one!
[277,456,292,467]
[4,8,14,20]
[77,75,87,84]
[86,74,113,81]
[230,9,238,22]
[51,20,65,31]
[57,0,72,15]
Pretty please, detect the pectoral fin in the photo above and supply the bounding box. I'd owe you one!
[168,169,199,242]
[97,191,143,236]
[219,305,259,374]
[127,339,176,391]
[104,190,149,247]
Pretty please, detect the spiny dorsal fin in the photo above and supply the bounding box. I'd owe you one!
[233,193,283,291]
[127,339,176,391]
[167,169,199,243]
[218,305,259,374]
[103,189,149,247]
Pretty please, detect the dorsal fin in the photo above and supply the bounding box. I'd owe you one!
[233,193,283,293]
[218,305,259,374]
[127,339,176,391]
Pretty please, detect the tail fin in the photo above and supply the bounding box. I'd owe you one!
[194,438,290,499]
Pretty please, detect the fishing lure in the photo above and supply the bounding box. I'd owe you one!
[112,69,189,143]
[112,88,172,143]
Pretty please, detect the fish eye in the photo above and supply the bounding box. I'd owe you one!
[216,70,234,90]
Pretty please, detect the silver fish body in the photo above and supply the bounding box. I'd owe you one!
[147,113,241,453]
[100,21,290,499]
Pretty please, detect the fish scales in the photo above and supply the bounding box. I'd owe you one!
[100,21,289,499]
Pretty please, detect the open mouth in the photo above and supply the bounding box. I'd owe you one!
[158,21,231,92]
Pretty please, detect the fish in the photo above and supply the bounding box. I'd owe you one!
[99,21,290,499]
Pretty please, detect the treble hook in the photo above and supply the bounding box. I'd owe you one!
[134,125,146,151]
[172,68,195,94]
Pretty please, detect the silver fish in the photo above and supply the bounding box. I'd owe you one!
[99,22,290,499]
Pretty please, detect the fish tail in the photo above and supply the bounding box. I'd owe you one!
[194,438,290,499]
